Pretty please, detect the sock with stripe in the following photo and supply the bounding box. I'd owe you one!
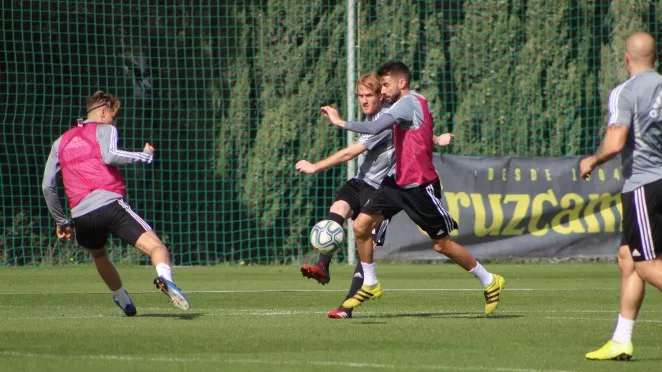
[346,262,364,298]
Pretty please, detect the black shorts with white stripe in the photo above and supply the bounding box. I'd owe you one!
[72,199,153,249]
[621,178,662,261]
[362,176,457,239]
[373,218,390,246]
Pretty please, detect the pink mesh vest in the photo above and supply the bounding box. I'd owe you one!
[58,122,126,208]
[393,93,439,187]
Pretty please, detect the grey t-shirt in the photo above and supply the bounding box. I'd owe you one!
[42,121,154,225]
[355,105,395,188]
[608,70,662,193]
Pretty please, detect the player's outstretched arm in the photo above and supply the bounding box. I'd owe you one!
[320,105,347,127]
[98,124,154,165]
[42,138,72,239]
[296,143,368,174]
[320,105,395,135]
[579,124,629,179]
[433,133,454,147]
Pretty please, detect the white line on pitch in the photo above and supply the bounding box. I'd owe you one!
[0,350,577,372]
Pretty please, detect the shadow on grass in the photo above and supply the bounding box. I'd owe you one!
[360,312,523,320]
[137,313,204,320]
[627,356,662,362]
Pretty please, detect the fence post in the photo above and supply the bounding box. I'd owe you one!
[346,0,356,265]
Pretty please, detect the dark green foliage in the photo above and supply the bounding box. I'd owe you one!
[2,1,662,264]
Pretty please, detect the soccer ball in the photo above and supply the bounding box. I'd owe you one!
[310,220,345,255]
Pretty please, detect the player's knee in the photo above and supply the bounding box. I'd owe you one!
[634,260,662,289]
[432,237,451,255]
[329,201,351,217]
[146,242,169,257]
[353,218,373,239]
[89,248,108,260]
[135,231,167,256]
[618,246,635,274]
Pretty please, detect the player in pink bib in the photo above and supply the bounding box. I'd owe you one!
[321,61,506,316]
[42,91,189,315]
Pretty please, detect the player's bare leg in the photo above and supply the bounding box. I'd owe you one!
[301,200,352,285]
[634,257,662,291]
[90,246,122,291]
[431,236,477,270]
[432,236,505,315]
[586,246,641,360]
[620,246,645,320]
[134,230,170,267]
[329,200,352,220]
[341,213,383,309]
[135,231,190,310]
[89,246,136,316]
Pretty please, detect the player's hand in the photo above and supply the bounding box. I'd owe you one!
[56,224,73,240]
[434,133,454,147]
[295,160,318,174]
[320,106,342,125]
[144,143,155,153]
[579,156,596,180]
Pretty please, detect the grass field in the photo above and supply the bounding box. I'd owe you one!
[0,263,661,372]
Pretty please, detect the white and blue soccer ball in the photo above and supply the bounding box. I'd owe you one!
[310,220,345,255]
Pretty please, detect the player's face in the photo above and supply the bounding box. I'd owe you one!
[380,74,401,104]
[357,85,381,116]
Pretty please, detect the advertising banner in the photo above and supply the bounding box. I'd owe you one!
[376,155,624,260]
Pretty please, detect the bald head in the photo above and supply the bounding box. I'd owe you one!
[625,32,656,66]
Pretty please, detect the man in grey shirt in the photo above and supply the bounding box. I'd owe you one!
[43,90,189,316]
[296,72,453,318]
[581,32,662,361]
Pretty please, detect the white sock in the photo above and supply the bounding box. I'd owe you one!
[361,262,378,286]
[469,262,494,287]
[612,314,635,344]
[156,263,173,282]
[111,287,132,307]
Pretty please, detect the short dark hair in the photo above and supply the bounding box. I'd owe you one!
[376,61,411,83]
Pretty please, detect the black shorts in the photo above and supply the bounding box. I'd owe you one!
[621,179,662,261]
[362,176,457,239]
[334,178,390,246]
[334,178,376,220]
[72,199,152,249]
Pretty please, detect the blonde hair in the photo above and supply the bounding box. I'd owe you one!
[356,72,381,95]
[86,90,121,114]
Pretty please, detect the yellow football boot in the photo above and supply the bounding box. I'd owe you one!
[484,274,506,316]
[341,283,382,309]
[585,340,633,361]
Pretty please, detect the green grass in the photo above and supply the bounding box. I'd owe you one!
[0,263,660,372]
